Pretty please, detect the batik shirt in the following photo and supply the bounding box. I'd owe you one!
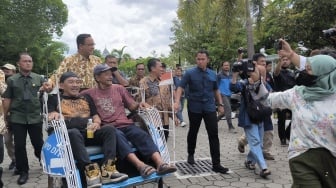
[0,70,7,134]
[139,75,172,125]
[267,87,336,159]
[49,53,102,88]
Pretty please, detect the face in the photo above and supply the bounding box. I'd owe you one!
[281,57,291,68]
[266,63,272,72]
[1,68,15,77]
[136,64,145,77]
[305,63,313,75]
[222,62,230,71]
[96,70,113,87]
[79,37,95,58]
[196,53,209,70]
[17,54,33,72]
[151,61,163,77]
[105,57,118,68]
[175,69,182,76]
[59,77,82,97]
[256,56,266,67]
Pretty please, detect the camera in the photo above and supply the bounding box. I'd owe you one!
[274,39,282,51]
[232,59,255,73]
[237,47,247,54]
[323,28,336,38]
[126,87,139,97]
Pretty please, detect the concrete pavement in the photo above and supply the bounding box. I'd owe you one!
[1,113,292,188]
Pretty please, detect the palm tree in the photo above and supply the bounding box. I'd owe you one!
[111,46,127,64]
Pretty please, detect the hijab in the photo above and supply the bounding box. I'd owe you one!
[296,55,336,101]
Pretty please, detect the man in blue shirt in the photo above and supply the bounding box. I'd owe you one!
[217,61,237,133]
[174,49,229,174]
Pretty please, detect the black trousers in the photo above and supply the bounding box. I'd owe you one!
[68,126,117,171]
[12,122,44,173]
[277,109,291,141]
[187,111,221,166]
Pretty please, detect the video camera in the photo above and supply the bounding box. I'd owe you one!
[323,28,336,38]
[232,59,255,74]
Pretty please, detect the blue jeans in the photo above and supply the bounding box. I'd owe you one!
[176,97,185,122]
[244,123,267,170]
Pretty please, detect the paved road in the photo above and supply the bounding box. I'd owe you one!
[1,113,292,188]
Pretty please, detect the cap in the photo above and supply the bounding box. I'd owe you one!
[1,63,16,71]
[94,63,113,75]
[59,72,79,83]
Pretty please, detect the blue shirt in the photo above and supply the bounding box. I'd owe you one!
[217,71,232,97]
[179,67,218,113]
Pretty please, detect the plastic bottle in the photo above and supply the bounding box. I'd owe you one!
[87,118,94,138]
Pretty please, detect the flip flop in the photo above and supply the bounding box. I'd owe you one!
[139,165,156,178]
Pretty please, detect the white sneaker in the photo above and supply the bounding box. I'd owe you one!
[180,122,187,127]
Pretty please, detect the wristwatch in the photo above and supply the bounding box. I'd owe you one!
[218,103,224,107]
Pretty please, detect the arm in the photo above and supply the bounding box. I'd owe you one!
[0,71,7,95]
[173,87,183,111]
[113,70,129,87]
[274,59,283,77]
[278,39,301,69]
[3,98,11,123]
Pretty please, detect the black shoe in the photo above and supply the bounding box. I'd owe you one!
[212,164,229,174]
[17,172,28,185]
[281,139,287,146]
[9,161,16,170]
[187,155,195,165]
[260,169,271,178]
[13,168,20,175]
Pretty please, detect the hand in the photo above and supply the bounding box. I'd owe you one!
[218,106,224,114]
[278,39,294,58]
[48,111,60,121]
[40,82,52,93]
[91,122,101,131]
[139,102,150,109]
[173,102,180,112]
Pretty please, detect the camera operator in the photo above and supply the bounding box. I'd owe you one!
[235,53,275,160]
[230,60,271,178]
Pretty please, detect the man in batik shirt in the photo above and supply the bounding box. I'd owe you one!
[49,33,101,89]
[139,58,173,141]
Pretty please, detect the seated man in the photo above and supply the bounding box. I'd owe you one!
[47,72,128,188]
[81,64,177,178]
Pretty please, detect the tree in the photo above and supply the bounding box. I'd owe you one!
[0,0,68,73]
[256,0,336,54]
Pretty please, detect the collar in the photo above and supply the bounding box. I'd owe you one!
[61,94,82,100]
[76,53,91,61]
[19,72,32,78]
[148,74,160,82]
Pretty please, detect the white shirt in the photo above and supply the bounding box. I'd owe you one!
[267,87,336,159]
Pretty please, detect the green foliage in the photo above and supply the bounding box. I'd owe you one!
[0,0,68,74]
[256,0,336,54]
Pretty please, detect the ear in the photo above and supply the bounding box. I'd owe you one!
[59,82,64,90]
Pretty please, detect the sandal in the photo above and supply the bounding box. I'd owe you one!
[157,163,177,175]
[139,165,156,178]
[244,161,256,170]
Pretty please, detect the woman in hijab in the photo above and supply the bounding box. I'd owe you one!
[266,53,336,188]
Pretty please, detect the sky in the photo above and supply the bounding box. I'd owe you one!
[55,0,179,58]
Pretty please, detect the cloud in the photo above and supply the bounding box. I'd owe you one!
[56,0,178,58]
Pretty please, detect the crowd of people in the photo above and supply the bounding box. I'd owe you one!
[0,33,335,188]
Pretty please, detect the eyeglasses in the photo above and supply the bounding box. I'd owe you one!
[83,43,95,46]
[137,68,145,70]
